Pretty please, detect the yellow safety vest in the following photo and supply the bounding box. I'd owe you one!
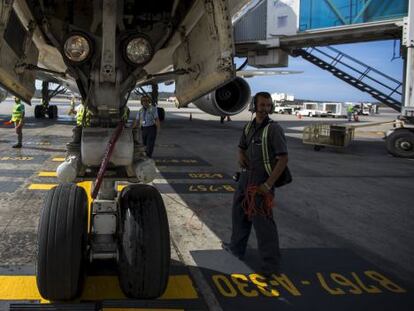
[11,101,25,123]
[121,106,130,122]
[76,105,91,127]
[244,120,274,176]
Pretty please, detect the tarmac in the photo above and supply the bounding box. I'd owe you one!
[0,98,413,310]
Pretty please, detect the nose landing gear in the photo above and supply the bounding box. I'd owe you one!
[36,128,170,300]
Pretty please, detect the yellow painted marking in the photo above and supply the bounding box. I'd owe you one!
[0,276,48,301]
[28,184,56,190]
[29,181,93,231]
[52,157,65,162]
[29,182,121,196]
[38,171,57,177]
[0,156,34,161]
[104,309,183,311]
[301,281,311,285]
[117,184,127,192]
[0,275,197,300]
[78,181,93,231]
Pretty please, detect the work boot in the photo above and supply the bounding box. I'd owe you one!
[12,143,22,148]
[259,263,280,279]
[221,242,244,260]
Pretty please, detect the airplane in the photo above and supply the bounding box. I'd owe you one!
[0,0,292,302]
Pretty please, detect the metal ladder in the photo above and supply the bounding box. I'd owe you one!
[291,47,403,111]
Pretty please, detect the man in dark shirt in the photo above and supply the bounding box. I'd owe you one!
[223,92,289,275]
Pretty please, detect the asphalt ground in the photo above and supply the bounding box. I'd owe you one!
[0,99,413,310]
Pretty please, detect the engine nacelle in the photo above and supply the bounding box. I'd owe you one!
[192,77,251,116]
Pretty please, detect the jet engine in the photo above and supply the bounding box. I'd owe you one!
[193,77,251,116]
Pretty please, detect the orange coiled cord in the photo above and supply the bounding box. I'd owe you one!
[242,185,274,220]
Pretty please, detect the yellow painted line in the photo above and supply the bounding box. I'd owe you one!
[29,182,122,195]
[52,157,65,162]
[28,184,56,190]
[104,309,183,311]
[117,184,127,192]
[29,181,93,230]
[78,181,93,231]
[0,275,197,300]
[0,276,48,301]
[38,171,57,177]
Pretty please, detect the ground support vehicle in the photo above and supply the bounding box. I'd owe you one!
[303,120,413,156]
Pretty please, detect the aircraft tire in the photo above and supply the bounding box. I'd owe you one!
[34,105,44,118]
[157,107,165,122]
[48,105,58,119]
[53,105,58,118]
[118,184,170,298]
[36,183,88,300]
[386,129,414,158]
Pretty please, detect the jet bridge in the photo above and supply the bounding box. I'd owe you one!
[234,0,414,158]
[234,0,407,52]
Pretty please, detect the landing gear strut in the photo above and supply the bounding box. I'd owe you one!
[34,81,64,119]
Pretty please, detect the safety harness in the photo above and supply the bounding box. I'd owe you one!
[244,120,273,176]
[242,120,275,219]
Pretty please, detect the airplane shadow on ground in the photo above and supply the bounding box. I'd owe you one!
[152,113,414,309]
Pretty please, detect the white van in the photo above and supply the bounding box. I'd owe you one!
[322,102,348,118]
[296,102,327,117]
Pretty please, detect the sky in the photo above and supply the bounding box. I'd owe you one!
[34,39,403,103]
[159,39,404,102]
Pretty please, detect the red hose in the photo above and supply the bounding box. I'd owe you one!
[242,185,274,220]
[91,122,124,199]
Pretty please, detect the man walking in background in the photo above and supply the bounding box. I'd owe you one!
[133,95,160,158]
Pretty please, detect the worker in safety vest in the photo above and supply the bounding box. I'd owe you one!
[222,92,289,276]
[347,104,354,122]
[68,96,77,116]
[68,101,91,145]
[10,97,25,148]
[76,102,129,127]
[75,102,92,127]
[72,101,130,143]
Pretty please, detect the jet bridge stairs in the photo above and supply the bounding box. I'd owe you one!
[290,46,403,112]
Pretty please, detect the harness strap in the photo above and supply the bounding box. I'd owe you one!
[244,120,273,176]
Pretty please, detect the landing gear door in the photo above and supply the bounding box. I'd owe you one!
[173,0,235,106]
[0,2,38,103]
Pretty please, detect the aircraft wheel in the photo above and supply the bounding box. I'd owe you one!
[48,105,58,119]
[386,129,414,158]
[157,107,165,122]
[53,105,58,118]
[36,183,88,300]
[34,105,44,118]
[118,184,170,298]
